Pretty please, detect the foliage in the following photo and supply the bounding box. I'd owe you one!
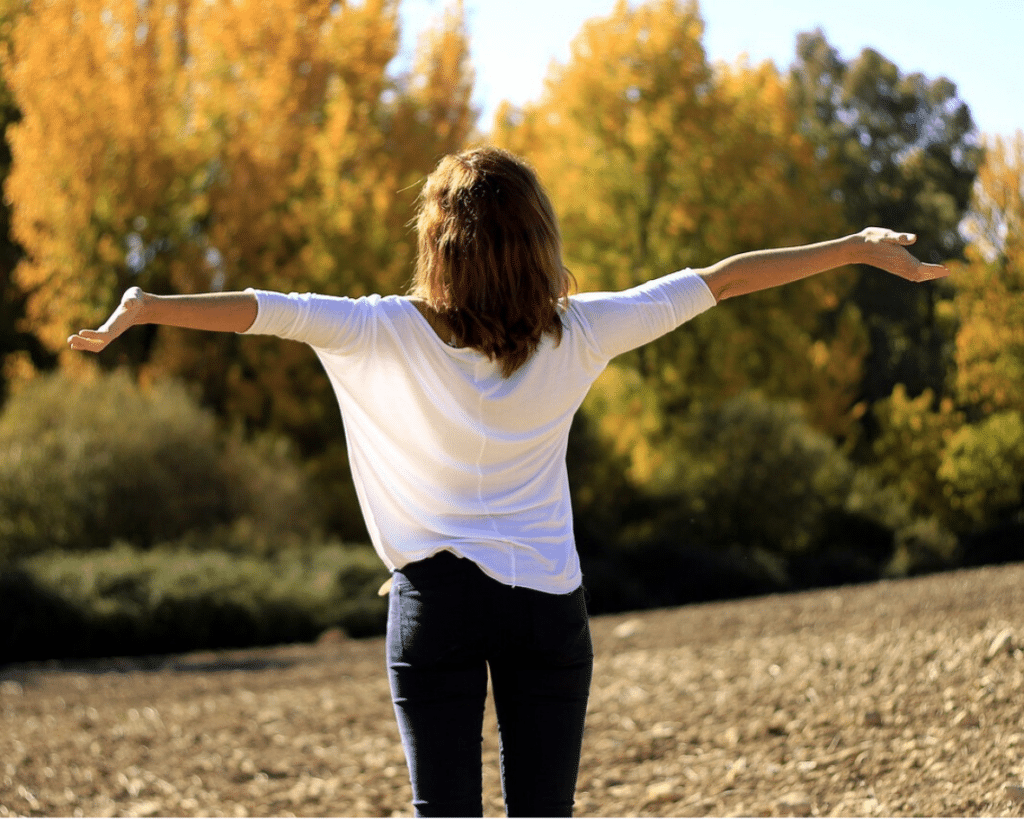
[1,539,388,663]
[870,132,1024,547]
[962,132,1024,266]
[872,392,1024,540]
[0,0,1018,615]
[789,30,981,406]
[4,0,475,457]
[789,30,979,263]
[577,390,959,611]
[494,0,866,506]
[953,133,1024,416]
[669,393,857,555]
[953,254,1024,416]
[0,369,319,561]
[0,0,52,404]
[637,392,870,555]
[1,0,479,541]
[884,516,959,578]
[938,411,1024,528]
[870,385,963,525]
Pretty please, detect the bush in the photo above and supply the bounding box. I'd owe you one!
[668,392,858,554]
[938,410,1024,527]
[0,370,321,561]
[2,539,389,664]
[577,391,963,611]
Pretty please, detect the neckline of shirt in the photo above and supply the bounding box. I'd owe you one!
[399,297,483,357]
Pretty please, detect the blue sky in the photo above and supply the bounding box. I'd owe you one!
[397,0,1023,141]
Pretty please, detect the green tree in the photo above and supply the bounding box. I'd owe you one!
[789,30,982,406]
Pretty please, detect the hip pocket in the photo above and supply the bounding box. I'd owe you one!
[389,558,481,667]
[528,585,593,665]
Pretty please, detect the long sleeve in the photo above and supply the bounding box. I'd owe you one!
[568,269,717,360]
[240,289,375,353]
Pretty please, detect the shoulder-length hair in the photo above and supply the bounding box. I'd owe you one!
[409,146,575,377]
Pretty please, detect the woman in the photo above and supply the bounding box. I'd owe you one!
[69,146,947,817]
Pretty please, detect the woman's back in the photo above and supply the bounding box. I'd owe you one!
[242,263,716,591]
[244,290,589,590]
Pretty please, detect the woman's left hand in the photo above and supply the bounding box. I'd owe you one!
[67,286,147,353]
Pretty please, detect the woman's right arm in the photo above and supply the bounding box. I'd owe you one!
[68,287,258,353]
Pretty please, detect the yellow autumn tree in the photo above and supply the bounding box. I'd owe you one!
[493,0,857,488]
[938,131,1024,528]
[6,0,188,355]
[6,0,475,537]
[142,0,476,443]
[6,0,475,429]
[872,132,1024,531]
[952,131,1024,415]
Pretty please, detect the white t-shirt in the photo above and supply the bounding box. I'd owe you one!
[243,269,716,593]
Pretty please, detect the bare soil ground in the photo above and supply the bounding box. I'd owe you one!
[2,562,1024,818]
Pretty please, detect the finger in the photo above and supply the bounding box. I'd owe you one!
[888,232,916,245]
[901,262,948,283]
[921,262,949,278]
[67,331,107,351]
[72,330,109,344]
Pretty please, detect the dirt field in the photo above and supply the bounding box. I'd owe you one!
[2,562,1023,817]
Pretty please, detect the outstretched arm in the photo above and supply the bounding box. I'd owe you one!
[67,287,258,353]
[697,227,948,303]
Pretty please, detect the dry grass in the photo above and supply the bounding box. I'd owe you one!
[2,562,1023,817]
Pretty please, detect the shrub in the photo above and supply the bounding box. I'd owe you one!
[577,392,928,611]
[2,539,389,664]
[886,516,959,578]
[0,370,320,561]
[672,392,858,555]
[938,410,1024,527]
[870,385,963,524]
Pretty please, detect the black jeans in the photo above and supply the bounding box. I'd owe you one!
[386,551,593,818]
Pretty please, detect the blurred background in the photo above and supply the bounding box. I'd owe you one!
[1,0,1021,664]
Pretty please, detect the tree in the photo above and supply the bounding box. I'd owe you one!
[6,0,475,368]
[493,0,861,497]
[789,30,982,406]
[953,132,1024,416]
[872,133,1024,535]
[939,133,1024,533]
[0,0,53,403]
[6,0,477,538]
[7,0,189,357]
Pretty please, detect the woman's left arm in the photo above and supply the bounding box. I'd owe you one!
[68,287,259,353]
[698,227,948,303]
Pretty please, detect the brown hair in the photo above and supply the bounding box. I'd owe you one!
[409,146,575,377]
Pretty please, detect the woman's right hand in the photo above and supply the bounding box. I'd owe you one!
[855,228,950,282]
[67,286,147,353]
